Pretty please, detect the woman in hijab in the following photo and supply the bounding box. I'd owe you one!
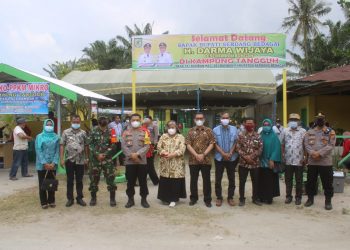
[35,119,60,209]
[157,120,187,207]
[258,118,282,204]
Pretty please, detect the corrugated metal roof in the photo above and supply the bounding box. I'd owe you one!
[297,65,350,83]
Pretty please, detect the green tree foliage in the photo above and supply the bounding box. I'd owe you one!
[43,59,97,80]
[282,0,331,74]
[288,20,350,74]
[82,39,126,69]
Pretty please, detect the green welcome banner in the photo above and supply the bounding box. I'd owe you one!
[132,33,286,70]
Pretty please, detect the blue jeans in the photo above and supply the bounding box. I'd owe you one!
[9,150,29,177]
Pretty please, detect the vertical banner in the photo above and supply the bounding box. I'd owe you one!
[0,82,50,114]
[132,33,286,70]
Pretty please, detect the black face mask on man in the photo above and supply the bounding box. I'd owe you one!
[316,118,325,127]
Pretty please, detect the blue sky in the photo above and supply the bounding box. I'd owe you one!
[0,0,346,75]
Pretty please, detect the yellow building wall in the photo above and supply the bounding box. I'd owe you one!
[278,95,350,130]
[314,96,350,130]
[136,110,144,118]
[277,96,310,125]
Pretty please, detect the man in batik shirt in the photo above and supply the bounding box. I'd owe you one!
[236,117,263,206]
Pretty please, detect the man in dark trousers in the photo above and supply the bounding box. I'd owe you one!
[60,115,89,207]
[213,112,239,207]
[186,112,215,207]
[122,113,151,208]
[304,113,336,210]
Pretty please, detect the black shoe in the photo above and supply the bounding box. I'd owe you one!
[77,199,87,207]
[253,200,263,206]
[295,198,302,206]
[205,202,212,208]
[90,193,97,206]
[66,200,74,207]
[325,199,333,210]
[125,198,135,208]
[189,200,197,206]
[162,201,170,205]
[304,197,314,207]
[239,199,245,207]
[141,198,150,208]
[285,197,293,204]
[110,191,116,207]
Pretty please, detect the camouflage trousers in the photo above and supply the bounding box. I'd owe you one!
[89,160,116,193]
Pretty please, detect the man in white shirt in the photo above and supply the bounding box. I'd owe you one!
[9,117,33,180]
[156,42,173,67]
[137,43,154,67]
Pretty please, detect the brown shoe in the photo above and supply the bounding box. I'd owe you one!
[227,198,235,207]
[216,199,223,207]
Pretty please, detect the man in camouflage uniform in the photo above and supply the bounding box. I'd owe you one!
[303,113,336,210]
[88,116,118,207]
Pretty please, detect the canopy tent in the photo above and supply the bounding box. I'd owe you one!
[0,63,115,135]
[62,68,277,97]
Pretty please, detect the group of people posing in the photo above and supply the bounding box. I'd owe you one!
[11,110,337,211]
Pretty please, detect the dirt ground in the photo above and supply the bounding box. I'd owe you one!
[0,166,349,250]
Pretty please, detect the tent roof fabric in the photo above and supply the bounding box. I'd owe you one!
[62,68,277,96]
[0,63,115,102]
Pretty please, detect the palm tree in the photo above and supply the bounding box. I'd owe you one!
[43,59,97,79]
[116,23,169,67]
[82,39,126,69]
[282,0,331,74]
[286,19,350,74]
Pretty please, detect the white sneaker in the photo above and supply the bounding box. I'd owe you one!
[169,202,176,207]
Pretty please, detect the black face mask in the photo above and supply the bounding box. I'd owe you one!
[316,118,325,127]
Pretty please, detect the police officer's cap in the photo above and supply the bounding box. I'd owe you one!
[315,112,325,118]
[159,42,167,47]
[143,43,151,48]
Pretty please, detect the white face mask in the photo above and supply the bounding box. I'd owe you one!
[288,121,298,129]
[168,128,176,135]
[131,121,140,128]
[221,119,230,126]
[195,120,204,126]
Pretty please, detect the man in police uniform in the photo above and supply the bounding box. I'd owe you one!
[156,42,173,67]
[137,43,154,67]
[88,116,118,207]
[303,113,336,210]
[121,113,151,208]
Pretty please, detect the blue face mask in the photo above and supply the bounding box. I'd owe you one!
[44,125,54,133]
[288,121,298,129]
[262,126,272,133]
[72,124,81,130]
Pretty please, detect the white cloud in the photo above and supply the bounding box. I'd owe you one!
[7,28,59,52]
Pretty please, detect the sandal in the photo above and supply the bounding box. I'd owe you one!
[41,204,49,209]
